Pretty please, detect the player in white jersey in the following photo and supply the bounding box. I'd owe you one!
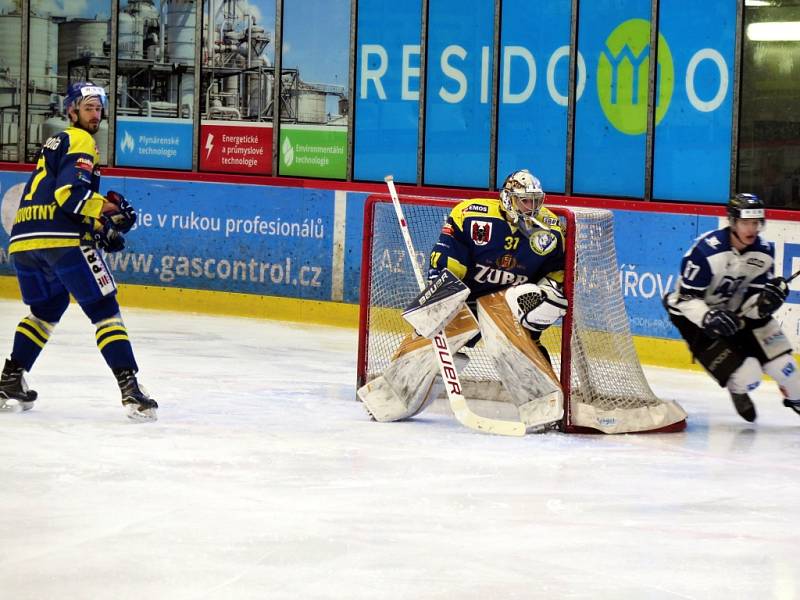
[664,193,800,422]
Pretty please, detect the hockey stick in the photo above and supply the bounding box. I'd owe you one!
[384,175,526,436]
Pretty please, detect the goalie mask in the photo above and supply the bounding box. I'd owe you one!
[500,169,547,237]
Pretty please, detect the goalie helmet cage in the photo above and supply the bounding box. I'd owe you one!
[356,194,687,434]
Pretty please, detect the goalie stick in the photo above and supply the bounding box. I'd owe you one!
[384,175,526,437]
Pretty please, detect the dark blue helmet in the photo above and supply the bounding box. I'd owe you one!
[727,193,765,221]
[63,81,108,114]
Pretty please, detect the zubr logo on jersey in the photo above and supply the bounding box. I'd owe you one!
[598,19,673,135]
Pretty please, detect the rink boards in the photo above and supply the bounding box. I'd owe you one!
[1,168,800,368]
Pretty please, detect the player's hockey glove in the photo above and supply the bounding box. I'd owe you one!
[757,277,788,317]
[105,190,136,233]
[702,309,740,338]
[94,219,125,253]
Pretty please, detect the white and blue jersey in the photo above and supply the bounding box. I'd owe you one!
[665,226,774,327]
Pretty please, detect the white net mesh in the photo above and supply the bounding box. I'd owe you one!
[358,196,686,434]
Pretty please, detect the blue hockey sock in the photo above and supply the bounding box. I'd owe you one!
[95,316,138,372]
[11,315,56,372]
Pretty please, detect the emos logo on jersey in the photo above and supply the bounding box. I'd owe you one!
[598,19,674,135]
[471,221,492,245]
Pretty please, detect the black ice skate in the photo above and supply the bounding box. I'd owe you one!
[114,369,158,422]
[783,398,800,416]
[0,358,37,412]
[730,391,756,422]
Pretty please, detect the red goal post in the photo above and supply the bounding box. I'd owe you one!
[357,193,687,434]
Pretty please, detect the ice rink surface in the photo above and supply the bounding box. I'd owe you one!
[0,299,799,600]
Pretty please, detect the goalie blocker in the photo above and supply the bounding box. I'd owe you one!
[402,269,470,338]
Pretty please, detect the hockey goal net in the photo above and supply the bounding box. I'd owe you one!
[356,194,686,434]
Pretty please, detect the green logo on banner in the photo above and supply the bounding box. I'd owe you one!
[597,19,674,135]
[279,126,347,178]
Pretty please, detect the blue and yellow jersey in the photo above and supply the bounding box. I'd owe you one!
[429,197,566,299]
[9,126,105,254]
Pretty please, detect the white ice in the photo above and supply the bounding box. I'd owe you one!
[0,299,799,600]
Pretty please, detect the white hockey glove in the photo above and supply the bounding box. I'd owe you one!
[505,279,567,333]
[402,269,470,338]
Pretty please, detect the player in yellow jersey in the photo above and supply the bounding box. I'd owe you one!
[0,82,157,421]
[428,169,567,361]
[360,170,568,429]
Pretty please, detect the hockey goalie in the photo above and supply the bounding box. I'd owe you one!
[357,169,569,432]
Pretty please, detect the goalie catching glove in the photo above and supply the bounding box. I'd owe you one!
[505,278,567,332]
[402,269,470,338]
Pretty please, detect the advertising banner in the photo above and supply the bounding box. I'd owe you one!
[748,217,800,345]
[3,167,800,346]
[652,0,735,203]
[343,192,369,304]
[572,0,651,198]
[354,1,422,184]
[279,125,347,179]
[199,120,273,174]
[614,211,718,339]
[0,171,29,276]
[423,0,494,188]
[614,211,800,344]
[100,179,335,300]
[572,2,735,201]
[496,0,572,193]
[115,117,193,170]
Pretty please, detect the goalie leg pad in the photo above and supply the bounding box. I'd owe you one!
[357,367,439,422]
[386,352,469,421]
[357,308,479,422]
[477,292,563,430]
